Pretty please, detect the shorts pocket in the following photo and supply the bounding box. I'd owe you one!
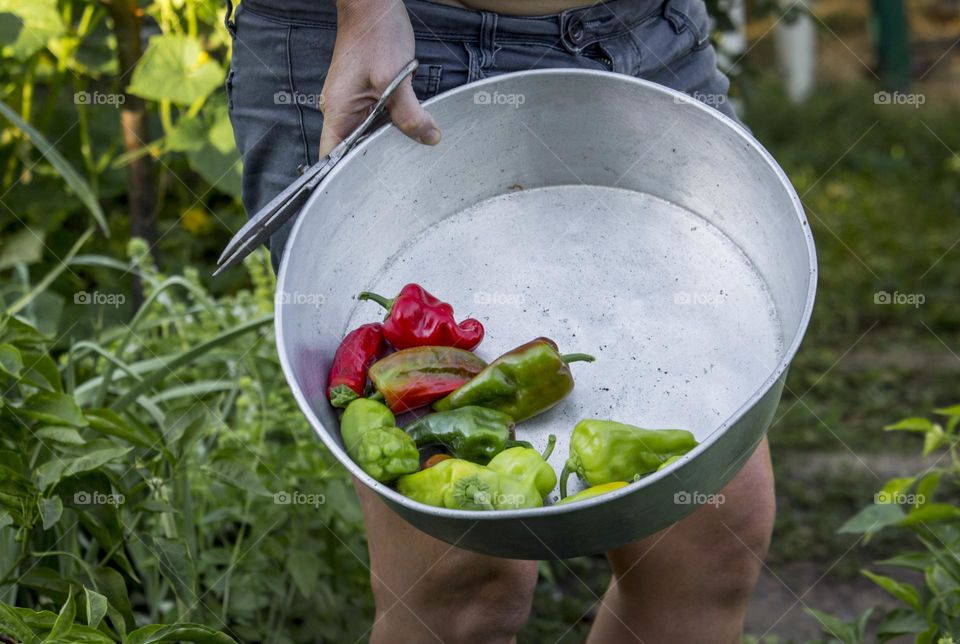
[625,0,706,76]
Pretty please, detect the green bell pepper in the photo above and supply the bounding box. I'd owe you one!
[340,398,418,482]
[433,337,594,422]
[560,420,698,498]
[487,435,558,507]
[404,406,525,464]
[397,458,502,510]
[556,481,629,505]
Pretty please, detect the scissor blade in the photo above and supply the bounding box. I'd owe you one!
[216,156,332,267]
[213,185,315,276]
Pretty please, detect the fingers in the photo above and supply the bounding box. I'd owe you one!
[318,95,354,157]
[318,76,440,157]
[386,78,441,145]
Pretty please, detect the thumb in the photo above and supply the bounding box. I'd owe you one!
[387,78,441,145]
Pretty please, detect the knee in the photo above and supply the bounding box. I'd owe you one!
[371,558,537,643]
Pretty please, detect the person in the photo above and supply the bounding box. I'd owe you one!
[225,0,775,640]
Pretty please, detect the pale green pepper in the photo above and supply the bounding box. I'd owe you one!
[560,420,698,498]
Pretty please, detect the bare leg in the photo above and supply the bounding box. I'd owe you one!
[355,481,538,643]
[587,439,775,644]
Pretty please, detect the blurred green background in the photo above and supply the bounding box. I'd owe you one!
[0,0,958,641]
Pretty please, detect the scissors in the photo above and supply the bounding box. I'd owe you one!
[214,59,419,276]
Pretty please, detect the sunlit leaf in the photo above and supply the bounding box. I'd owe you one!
[128,35,224,105]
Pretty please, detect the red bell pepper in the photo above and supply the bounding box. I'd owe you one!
[357,284,484,350]
[326,323,386,408]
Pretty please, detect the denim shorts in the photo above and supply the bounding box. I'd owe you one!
[226,0,736,269]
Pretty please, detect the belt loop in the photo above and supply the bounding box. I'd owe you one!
[479,12,499,70]
[224,0,236,36]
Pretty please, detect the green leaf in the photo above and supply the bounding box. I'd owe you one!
[915,471,941,508]
[0,226,45,270]
[0,100,107,235]
[838,503,905,535]
[45,590,76,642]
[20,391,88,427]
[804,606,866,643]
[82,586,107,629]
[128,35,224,105]
[934,404,960,417]
[35,426,85,445]
[876,608,927,638]
[861,569,921,611]
[0,603,40,643]
[18,350,62,392]
[125,624,236,644]
[39,496,62,529]
[287,551,322,597]
[0,343,23,377]
[91,566,134,634]
[152,537,196,607]
[878,551,934,572]
[85,409,160,449]
[898,503,960,527]
[34,446,132,489]
[884,417,934,433]
[184,98,242,197]
[922,424,946,456]
[201,459,270,497]
[0,0,65,60]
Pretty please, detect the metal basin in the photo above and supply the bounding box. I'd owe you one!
[275,70,817,560]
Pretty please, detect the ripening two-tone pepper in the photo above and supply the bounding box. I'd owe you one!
[404,406,526,464]
[560,420,699,498]
[358,283,484,350]
[433,338,594,422]
[340,399,419,482]
[396,435,557,510]
[326,323,386,407]
[368,346,486,413]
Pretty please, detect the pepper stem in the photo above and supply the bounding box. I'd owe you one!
[559,463,573,499]
[561,353,595,364]
[541,434,557,461]
[357,291,395,312]
[367,391,385,402]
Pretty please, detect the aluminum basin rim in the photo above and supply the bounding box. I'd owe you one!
[274,68,819,520]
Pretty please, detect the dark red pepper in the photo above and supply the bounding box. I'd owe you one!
[326,323,386,408]
[357,284,484,350]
